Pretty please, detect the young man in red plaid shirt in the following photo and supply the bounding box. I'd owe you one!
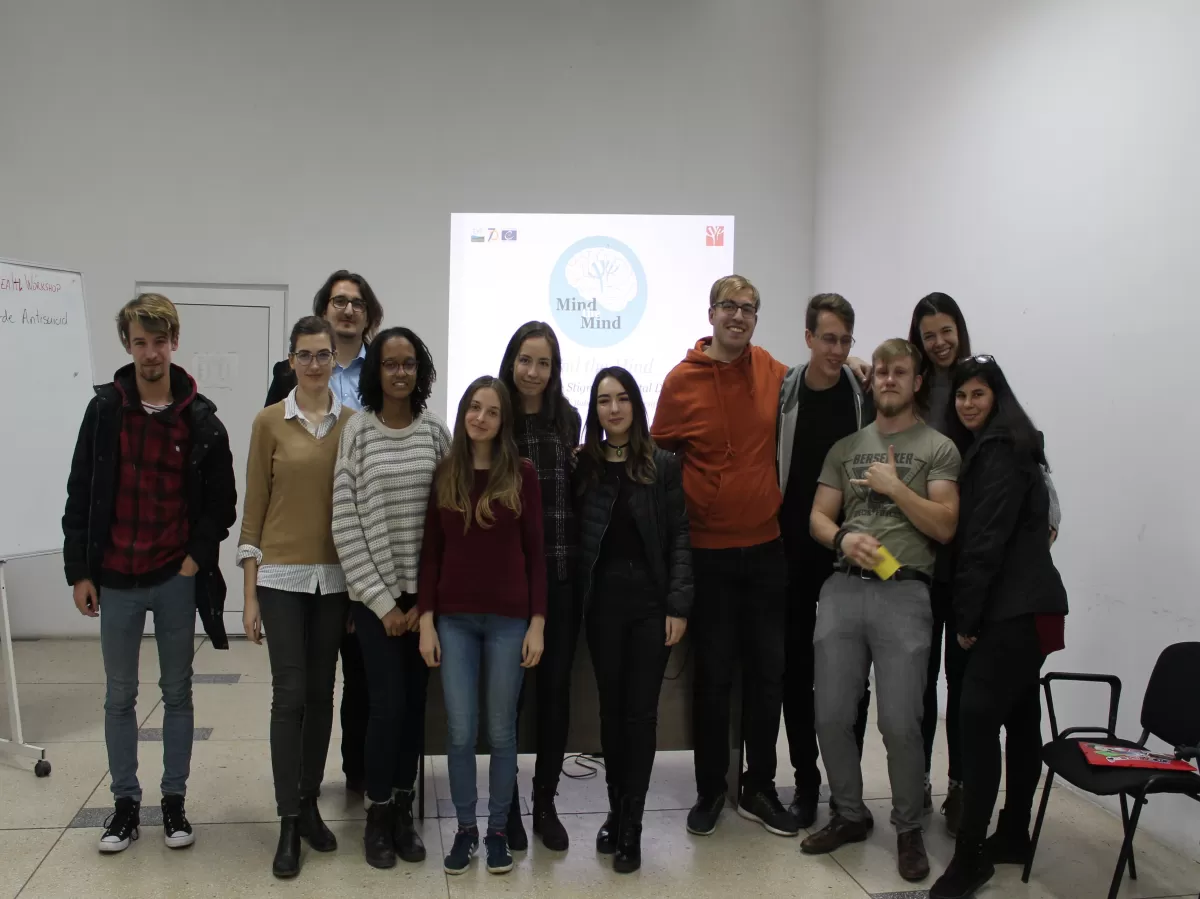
[63,294,236,855]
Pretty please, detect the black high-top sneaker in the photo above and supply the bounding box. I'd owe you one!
[98,797,140,853]
[160,794,195,849]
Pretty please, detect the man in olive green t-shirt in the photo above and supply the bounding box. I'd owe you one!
[800,339,960,884]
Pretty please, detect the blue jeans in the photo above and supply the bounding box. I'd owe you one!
[437,613,527,831]
[100,574,197,802]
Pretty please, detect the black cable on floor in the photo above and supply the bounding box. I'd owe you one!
[561,753,604,779]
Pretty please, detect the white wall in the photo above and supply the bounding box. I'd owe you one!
[0,0,820,636]
[815,0,1200,859]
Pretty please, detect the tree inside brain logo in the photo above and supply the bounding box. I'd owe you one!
[549,236,647,348]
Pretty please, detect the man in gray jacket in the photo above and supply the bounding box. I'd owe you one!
[776,294,874,828]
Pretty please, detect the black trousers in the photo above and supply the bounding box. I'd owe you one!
[257,586,348,817]
[925,580,969,782]
[691,538,787,798]
[587,560,671,798]
[958,614,1045,842]
[517,573,582,791]
[351,600,429,805]
[340,629,369,783]
[783,556,870,796]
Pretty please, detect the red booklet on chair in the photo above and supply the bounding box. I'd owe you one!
[1079,743,1197,772]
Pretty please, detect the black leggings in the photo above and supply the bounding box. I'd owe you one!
[958,614,1045,842]
[925,579,969,782]
[351,599,429,805]
[257,587,348,817]
[517,574,582,791]
[587,560,671,798]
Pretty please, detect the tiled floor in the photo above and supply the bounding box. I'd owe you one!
[1,636,1198,899]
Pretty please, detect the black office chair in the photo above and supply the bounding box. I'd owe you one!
[1023,642,1200,899]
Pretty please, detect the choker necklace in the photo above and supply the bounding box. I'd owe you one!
[605,440,629,458]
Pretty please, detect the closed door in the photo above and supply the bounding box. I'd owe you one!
[136,282,287,636]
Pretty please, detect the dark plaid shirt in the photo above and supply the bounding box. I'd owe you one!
[101,396,192,578]
[516,412,579,583]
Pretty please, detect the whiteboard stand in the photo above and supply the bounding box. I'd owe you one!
[0,561,50,777]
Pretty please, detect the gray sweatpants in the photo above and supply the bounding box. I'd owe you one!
[814,572,933,833]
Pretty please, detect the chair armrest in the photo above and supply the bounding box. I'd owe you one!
[1041,671,1122,742]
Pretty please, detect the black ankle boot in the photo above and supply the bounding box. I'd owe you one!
[392,789,426,862]
[273,816,302,878]
[985,809,1033,865]
[297,796,337,852]
[930,836,995,899]
[596,785,621,854]
[364,802,396,869]
[532,779,569,851]
[507,780,528,851]
[614,794,644,874]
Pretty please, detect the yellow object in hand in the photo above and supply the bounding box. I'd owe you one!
[873,546,901,580]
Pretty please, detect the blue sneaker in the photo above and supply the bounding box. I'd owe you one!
[443,826,479,875]
[485,830,513,874]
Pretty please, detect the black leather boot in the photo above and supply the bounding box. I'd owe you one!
[930,835,995,899]
[532,778,569,851]
[507,779,528,851]
[614,794,644,874]
[393,789,427,863]
[297,796,337,852]
[272,816,302,878]
[985,808,1033,865]
[596,785,621,854]
[364,802,396,869]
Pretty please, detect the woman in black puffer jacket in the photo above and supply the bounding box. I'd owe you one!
[576,366,693,875]
[931,355,1068,899]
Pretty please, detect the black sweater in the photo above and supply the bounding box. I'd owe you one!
[577,447,693,618]
[952,427,1068,636]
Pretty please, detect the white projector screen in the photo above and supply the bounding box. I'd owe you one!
[447,213,735,430]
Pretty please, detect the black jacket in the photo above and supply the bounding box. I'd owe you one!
[264,359,296,407]
[577,447,693,618]
[62,364,238,648]
[952,427,1068,637]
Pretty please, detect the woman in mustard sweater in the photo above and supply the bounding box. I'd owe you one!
[238,316,355,878]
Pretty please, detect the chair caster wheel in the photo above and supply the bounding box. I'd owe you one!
[34,760,51,777]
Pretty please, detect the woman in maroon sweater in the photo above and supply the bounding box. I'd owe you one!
[418,375,546,877]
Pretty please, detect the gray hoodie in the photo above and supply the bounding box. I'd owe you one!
[777,363,869,496]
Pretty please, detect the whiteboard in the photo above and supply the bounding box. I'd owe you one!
[0,259,94,559]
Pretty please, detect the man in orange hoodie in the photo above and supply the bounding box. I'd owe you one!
[651,275,798,839]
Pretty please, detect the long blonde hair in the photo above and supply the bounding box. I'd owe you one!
[436,376,524,533]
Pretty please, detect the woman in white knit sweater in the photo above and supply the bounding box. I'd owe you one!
[332,326,450,870]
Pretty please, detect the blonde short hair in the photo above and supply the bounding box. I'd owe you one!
[709,275,761,309]
[117,293,180,347]
[872,337,922,367]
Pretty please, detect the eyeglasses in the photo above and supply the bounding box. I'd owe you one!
[292,350,335,367]
[382,359,418,375]
[330,295,367,313]
[712,300,759,318]
[818,333,855,349]
[969,354,996,364]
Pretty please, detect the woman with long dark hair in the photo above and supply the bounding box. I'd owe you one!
[907,295,1062,836]
[496,321,582,851]
[910,292,972,431]
[905,292,974,830]
[576,367,692,873]
[929,356,1068,899]
[333,327,449,869]
[417,376,546,877]
[239,316,355,878]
